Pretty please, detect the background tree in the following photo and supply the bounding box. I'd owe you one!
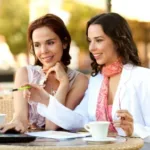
[63,0,103,52]
[0,0,29,55]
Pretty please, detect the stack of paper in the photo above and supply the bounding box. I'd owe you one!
[26,131,91,140]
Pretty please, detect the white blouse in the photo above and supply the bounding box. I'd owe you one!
[37,64,150,142]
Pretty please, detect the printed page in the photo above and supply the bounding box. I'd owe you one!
[26,131,91,140]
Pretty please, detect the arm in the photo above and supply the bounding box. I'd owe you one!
[115,70,150,141]
[132,78,150,141]
[65,73,88,109]
[24,63,89,130]
[45,73,88,130]
[0,67,29,133]
[37,82,90,131]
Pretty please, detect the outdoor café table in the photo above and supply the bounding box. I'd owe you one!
[0,136,144,150]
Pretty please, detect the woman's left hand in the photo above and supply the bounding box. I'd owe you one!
[113,109,133,136]
[23,83,50,105]
[44,62,68,84]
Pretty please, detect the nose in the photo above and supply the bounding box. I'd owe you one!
[89,41,96,52]
[41,45,48,53]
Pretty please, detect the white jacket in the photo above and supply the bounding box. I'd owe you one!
[37,64,150,142]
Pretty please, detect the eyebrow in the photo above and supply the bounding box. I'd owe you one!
[46,38,57,41]
[94,36,103,39]
[33,38,57,43]
[87,36,103,40]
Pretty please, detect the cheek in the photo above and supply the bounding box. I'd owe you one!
[56,47,63,58]
[34,50,40,57]
[57,51,63,60]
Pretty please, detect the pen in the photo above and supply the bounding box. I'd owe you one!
[12,85,31,92]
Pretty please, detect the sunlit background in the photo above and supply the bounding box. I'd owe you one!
[0,0,150,87]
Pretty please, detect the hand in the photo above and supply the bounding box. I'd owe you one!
[23,83,50,105]
[0,119,27,133]
[44,62,69,84]
[113,110,133,136]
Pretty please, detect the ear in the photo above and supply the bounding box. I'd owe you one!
[114,42,118,50]
[63,43,67,49]
[63,37,68,49]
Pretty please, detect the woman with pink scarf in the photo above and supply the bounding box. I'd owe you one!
[16,13,150,141]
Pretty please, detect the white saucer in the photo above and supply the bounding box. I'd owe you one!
[83,137,116,143]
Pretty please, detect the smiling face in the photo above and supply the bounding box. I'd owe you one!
[32,26,66,69]
[88,24,119,66]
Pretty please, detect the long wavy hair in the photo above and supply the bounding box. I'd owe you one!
[86,13,141,76]
[28,13,71,66]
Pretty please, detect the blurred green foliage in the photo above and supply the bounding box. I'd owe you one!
[0,0,149,58]
[63,0,150,54]
[63,0,103,52]
[0,0,29,55]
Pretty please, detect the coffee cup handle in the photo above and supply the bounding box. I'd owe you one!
[84,124,90,132]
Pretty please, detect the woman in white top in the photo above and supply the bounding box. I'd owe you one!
[0,14,88,133]
[19,13,150,141]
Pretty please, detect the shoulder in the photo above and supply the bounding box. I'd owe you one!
[123,64,150,87]
[74,72,89,85]
[67,68,88,81]
[131,65,150,80]
[68,68,89,89]
[123,63,150,74]
[26,65,42,73]
[14,67,29,84]
[15,66,27,76]
[133,65,150,73]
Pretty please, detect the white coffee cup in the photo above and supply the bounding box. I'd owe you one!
[84,121,110,140]
[0,114,6,125]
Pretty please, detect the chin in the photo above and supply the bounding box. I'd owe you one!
[96,60,105,65]
[43,63,55,69]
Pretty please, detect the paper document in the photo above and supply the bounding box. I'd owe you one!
[26,131,91,140]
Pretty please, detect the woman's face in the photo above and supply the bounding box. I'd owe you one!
[88,24,119,66]
[32,26,66,69]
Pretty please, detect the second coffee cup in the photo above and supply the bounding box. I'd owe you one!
[84,121,110,140]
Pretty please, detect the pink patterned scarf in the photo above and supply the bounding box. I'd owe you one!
[96,59,123,132]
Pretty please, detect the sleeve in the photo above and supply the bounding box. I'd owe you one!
[37,89,90,131]
[131,74,150,143]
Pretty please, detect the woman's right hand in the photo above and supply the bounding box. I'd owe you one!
[23,83,50,105]
[0,119,27,133]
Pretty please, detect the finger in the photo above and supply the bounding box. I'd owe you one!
[117,109,129,113]
[121,124,133,136]
[113,121,121,127]
[117,110,132,117]
[15,125,24,133]
[58,62,66,70]
[0,124,5,130]
[0,124,15,133]
[120,120,133,126]
[114,120,133,128]
[117,112,133,122]
[23,89,31,99]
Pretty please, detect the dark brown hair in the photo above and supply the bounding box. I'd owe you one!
[28,13,71,66]
[86,12,141,76]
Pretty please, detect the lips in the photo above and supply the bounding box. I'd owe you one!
[93,53,102,59]
[42,55,54,62]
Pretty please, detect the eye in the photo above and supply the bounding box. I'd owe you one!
[34,43,40,47]
[87,39,91,44]
[96,39,103,42]
[47,40,54,45]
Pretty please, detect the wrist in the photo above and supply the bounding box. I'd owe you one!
[43,94,50,106]
[60,78,69,86]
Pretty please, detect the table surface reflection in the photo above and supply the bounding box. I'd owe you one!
[0,136,144,150]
